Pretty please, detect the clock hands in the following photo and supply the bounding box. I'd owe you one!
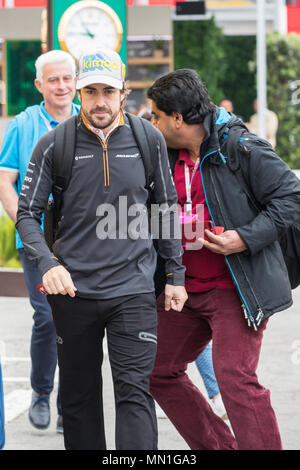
[80,20,95,39]
[67,32,95,37]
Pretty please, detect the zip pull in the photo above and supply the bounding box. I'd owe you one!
[242,304,251,327]
[242,303,258,330]
[242,303,248,320]
[256,308,264,327]
[248,313,258,331]
[218,150,227,164]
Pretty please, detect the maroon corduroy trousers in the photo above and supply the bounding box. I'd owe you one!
[150,288,282,450]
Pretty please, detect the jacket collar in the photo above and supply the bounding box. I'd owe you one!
[200,106,234,157]
[80,109,125,142]
[167,107,245,168]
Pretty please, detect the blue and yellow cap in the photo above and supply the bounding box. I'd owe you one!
[76,48,125,90]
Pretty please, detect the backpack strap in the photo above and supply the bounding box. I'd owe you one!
[44,115,77,250]
[52,115,77,208]
[125,112,156,192]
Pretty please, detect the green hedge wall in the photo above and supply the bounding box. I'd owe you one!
[174,20,300,168]
[265,33,300,168]
[173,18,256,121]
[173,18,226,106]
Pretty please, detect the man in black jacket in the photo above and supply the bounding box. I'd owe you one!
[16,49,187,450]
[148,69,300,450]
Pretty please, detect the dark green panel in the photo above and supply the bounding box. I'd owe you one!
[6,41,42,116]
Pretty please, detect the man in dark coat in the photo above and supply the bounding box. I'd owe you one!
[148,68,300,450]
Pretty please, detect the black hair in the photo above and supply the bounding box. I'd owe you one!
[147,69,214,124]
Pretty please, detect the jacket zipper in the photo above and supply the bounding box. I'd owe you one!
[209,166,264,329]
[96,134,113,189]
[199,149,262,330]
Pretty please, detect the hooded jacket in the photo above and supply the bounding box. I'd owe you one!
[165,107,300,329]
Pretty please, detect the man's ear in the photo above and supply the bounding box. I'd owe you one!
[120,91,125,103]
[77,90,82,103]
[173,112,183,128]
[34,79,43,94]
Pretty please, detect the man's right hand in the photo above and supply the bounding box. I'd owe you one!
[164,284,188,312]
[42,265,77,297]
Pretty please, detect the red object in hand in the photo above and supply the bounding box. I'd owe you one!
[36,283,48,295]
[203,220,224,238]
[180,214,224,248]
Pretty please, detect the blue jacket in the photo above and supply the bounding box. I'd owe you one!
[0,102,79,249]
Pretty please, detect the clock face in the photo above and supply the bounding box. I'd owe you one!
[58,1,123,60]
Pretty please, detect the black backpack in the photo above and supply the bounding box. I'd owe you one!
[224,120,300,290]
[44,113,158,251]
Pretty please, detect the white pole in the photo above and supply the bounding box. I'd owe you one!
[257,0,267,139]
[274,0,287,35]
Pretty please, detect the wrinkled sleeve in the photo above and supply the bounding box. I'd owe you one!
[236,142,300,255]
[16,131,61,276]
[150,130,185,286]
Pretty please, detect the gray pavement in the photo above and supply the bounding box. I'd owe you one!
[0,288,300,451]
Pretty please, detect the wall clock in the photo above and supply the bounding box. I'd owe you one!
[57,1,123,60]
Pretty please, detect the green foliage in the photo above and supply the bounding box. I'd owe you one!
[174,23,300,168]
[220,36,256,121]
[0,214,21,268]
[173,18,226,105]
[173,19,256,120]
[265,33,300,168]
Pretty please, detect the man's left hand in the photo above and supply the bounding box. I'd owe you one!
[164,284,188,312]
[199,229,247,255]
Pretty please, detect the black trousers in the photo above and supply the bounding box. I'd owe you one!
[48,292,158,450]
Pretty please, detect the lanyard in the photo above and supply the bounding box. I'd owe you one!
[184,157,200,214]
[39,109,54,132]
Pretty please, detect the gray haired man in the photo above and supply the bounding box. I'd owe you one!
[0,50,79,432]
